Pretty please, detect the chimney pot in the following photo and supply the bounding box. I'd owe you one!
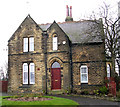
[66,5,69,17]
[70,6,72,17]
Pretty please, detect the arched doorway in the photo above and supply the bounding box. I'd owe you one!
[51,62,61,90]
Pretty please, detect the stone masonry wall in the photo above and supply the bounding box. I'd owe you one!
[8,15,106,94]
[72,43,106,91]
[8,16,45,94]
[8,17,71,94]
[46,22,71,93]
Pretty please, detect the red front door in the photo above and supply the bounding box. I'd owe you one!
[51,68,61,90]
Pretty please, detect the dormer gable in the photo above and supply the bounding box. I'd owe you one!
[47,21,68,39]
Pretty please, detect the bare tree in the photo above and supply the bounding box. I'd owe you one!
[87,2,120,77]
[116,43,120,76]
[4,61,8,80]
[0,67,4,80]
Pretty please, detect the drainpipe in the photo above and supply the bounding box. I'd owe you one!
[69,41,73,93]
[42,31,48,95]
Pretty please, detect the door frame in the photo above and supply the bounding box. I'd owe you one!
[51,68,61,90]
[51,61,61,90]
[48,58,63,91]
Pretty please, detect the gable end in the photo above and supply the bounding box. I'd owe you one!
[8,15,43,43]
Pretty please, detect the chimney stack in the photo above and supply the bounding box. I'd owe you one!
[70,6,72,17]
[65,5,73,22]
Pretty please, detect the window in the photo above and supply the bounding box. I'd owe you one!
[23,38,28,52]
[30,63,35,84]
[23,37,34,52]
[29,37,34,51]
[23,63,28,84]
[23,63,35,84]
[53,37,58,50]
[52,62,60,68]
[80,65,88,83]
[107,64,110,78]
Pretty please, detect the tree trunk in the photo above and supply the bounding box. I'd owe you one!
[118,65,120,77]
[111,57,116,77]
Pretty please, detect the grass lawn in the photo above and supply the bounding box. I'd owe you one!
[1,96,79,106]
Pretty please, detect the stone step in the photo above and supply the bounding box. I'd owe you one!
[50,90,63,95]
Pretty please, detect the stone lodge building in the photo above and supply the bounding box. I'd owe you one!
[8,7,106,94]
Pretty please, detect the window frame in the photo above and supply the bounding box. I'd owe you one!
[23,37,34,52]
[29,37,34,52]
[80,65,88,83]
[23,63,28,84]
[29,63,35,84]
[23,38,28,52]
[107,64,110,78]
[23,62,35,85]
[53,36,58,51]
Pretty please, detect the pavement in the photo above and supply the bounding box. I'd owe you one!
[0,92,11,96]
[1,92,120,106]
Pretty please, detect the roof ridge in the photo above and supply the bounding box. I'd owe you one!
[39,19,97,25]
[38,23,52,26]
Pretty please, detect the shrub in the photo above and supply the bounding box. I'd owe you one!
[93,90,99,95]
[42,90,46,94]
[73,90,77,94]
[84,91,89,95]
[114,73,120,91]
[116,91,120,98]
[99,86,108,95]
[80,90,89,95]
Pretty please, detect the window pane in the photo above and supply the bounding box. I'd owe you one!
[53,37,57,50]
[52,62,60,68]
[107,64,110,77]
[29,37,34,51]
[81,74,87,81]
[23,72,28,84]
[30,65,34,72]
[30,63,34,72]
[80,66,88,83]
[23,63,28,84]
[30,63,35,84]
[24,65,28,72]
[30,72,35,84]
[23,38,28,52]
[81,68,87,73]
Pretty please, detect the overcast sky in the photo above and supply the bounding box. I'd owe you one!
[0,0,119,69]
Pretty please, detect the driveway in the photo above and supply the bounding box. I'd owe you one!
[51,95,120,107]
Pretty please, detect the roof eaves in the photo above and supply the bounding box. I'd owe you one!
[72,41,103,45]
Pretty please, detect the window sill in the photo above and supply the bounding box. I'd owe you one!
[81,83,88,89]
[52,50,58,52]
[19,85,32,88]
[81,82,88,84]
[23,51,34,53]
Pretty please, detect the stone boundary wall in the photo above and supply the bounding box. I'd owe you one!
[0,81,8,92]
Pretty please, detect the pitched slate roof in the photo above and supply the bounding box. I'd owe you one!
[40,20,103,44]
